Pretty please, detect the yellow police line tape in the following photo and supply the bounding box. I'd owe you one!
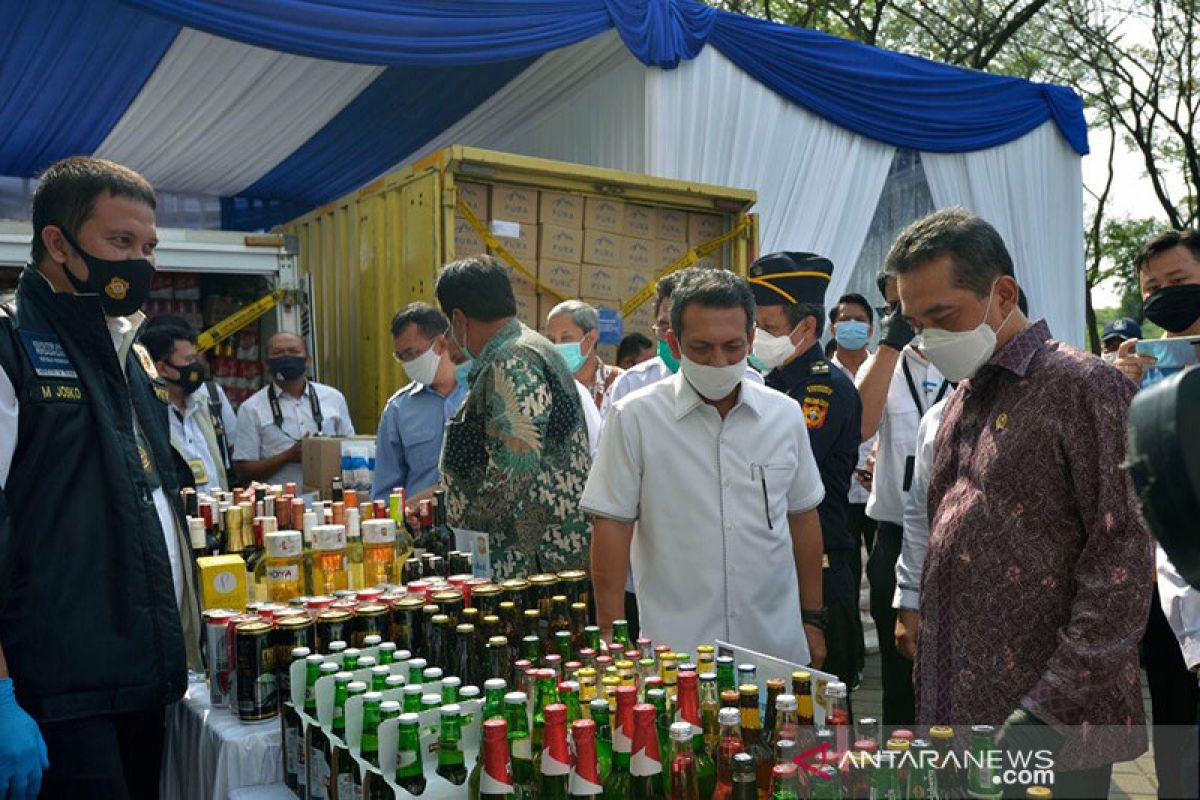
[196,288,288,352]
[457,196,752,319]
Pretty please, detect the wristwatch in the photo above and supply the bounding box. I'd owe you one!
[801,607,828,631]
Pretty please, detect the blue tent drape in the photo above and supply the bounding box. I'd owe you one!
[116,0,1088,155]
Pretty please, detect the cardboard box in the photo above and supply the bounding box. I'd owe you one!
[490,183,539,224]
[303,435,377,498]
[499,259,536,294]
[623,204,656,239]
[513,290,539,328]
[654,239,689,270]
[655,208,688,242]
[453,212,485,256]
[582,230,623,267]
[196,554,248,610]
[584,197,626,233]
[537,224,584,264]
[457,181,489,219]
[488,222,535,264]
[624,301,656,339]
[619,268,653,302]
[580,264,622,300]
[688,212,726,244]
[621,237,655,272]
[538,260,582,299]
[539,192,584,229]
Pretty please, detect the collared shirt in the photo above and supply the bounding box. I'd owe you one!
[917,320,1152,769]
[581,371,825,665]
[371,381,466,500]
[859,346,949,525]
[894,397,946,611]
[233,379,354,486]
[608,355,763,408]
[169,395,224,494]
[831,351,875,505]
[766,344,861,553]
[1158,546,1200,671]
[588,359,623,420]
[441,319,592,580]
[575,379,602,458]
[192,380,237,458]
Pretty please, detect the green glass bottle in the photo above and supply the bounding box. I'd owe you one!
[560,680,584,724]
[647,688,671,795]
[810,765,842,799]
[483,678,508,721]
[395,711,427,796]
[308,662,339,798]
[436,704,469,785]
[555,630,574,662]
[730,752,758,800]
[356,691,385,800]
[585,625,602,653]
[605,685,636,799]
[588,697,614,787]
[532,668,561,754]
[327,672,354,800]
[967,726,1003,799]
[504,692,536,797]
[675,671,715,799]
[284,648,314,795]
[442,675,462,705]
[402,683,423,715]
[630,703,666,799]
[770,762,801,799]
[612,619,631,650]
[715,657,736,694]
[470,718,517,799]
[535,703,571,800]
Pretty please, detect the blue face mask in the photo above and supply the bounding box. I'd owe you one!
[555,341,589,373]
[656,338,680,374]
[454,360,474,388]
[834,320,870,351]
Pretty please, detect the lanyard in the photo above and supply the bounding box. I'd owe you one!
[205,380,233,470]
[268,382,323,439]
[901,357,949,415]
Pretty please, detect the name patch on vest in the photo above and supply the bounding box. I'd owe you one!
[30,380,85,404]
[19,330,78,379]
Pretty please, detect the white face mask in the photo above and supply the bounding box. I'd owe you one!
[680,354,746,400]
[401,341,442,386]
[752,325,800,370]
[918,285,1014,382]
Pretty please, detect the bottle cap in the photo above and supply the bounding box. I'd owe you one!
[312,524,347,551]
[504,692,528,705]
[776,693,798,712]
[824,680,847,699]
[460,686,480,700]
[363,691,383,703]
[485,678,508,691]
[404,685,423,696]
[371,665,390,677]
[423,667,443,680]
[362,519,397,545]
[386,675,405,688]
[421,694,440,708]
[265,529,302,558]
[930,725,955,739]
[440,704,461,717]
[335,670,354,682]
[443,676,462,688]
[364,635,382,647]
[291,647,311,660]
[669,721,693,742]
[718,707,741,726]
[306,654,325,665]
[347,681,368,694]
[320,662,338,675]
[380,700,401,714]
[398,712,420,725]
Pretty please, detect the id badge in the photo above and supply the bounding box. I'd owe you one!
[187,458,209,485]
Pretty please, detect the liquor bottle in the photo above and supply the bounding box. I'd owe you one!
[362,518,400,588]
[442,675,462,705]
[588,698,614,786]
[283,647,312,794]
[436,704,469,785]
[770,695,801,756]
[930,725,961,799]
[429,614,452,671]
[532,669,561,753]
[714,707,745,800]
[311,525,350,596]
[854,716,880,747]
[872,739,907,800]
[308,662,339,799]
[483,679,508,721]
[629,703,666,799]
[823,681,850,755]
[324,672,353,800]
[698,673,721,757]
[716,657,736,694]
[549,595,571,638]
[265,531,305,602]
[661,655,679,709]
[764,679,785,740]
[738,684,774,794]
[454,623,477,688]
[967,725,1003,799]
[535,703,572,799]
[612,619,632,651]
[247,516,272,601]
[769,763,800,800]
[570,602,589,652]
[730,752,758,800]
[487,637,511,683]
[606,685,636,798]
[301,510,317,594]
[469,718,517,799]
[366,699,400,800]
[559,681,584,724]
[504,692,535,792]
[675,671,716,798]
[570,719,606,798]
[646,688,670,794]
[395,712,426,795]
[187,516,208,560]
[735,664,756,690]
[908,739,937,799]
[555,630,575,663]
[431,488,456,559]
[667,721,699,800]
[345,507,365,590]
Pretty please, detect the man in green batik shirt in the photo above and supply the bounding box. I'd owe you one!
[435,255,592,579]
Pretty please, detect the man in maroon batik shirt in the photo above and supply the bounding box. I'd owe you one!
[886,208,1152,797]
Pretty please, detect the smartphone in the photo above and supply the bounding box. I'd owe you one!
[855,468,873,482]
[1136,335,1200,388]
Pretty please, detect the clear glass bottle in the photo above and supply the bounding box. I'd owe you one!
[667,721,699,800]
[345,506,365,590]
[310,524,349,596]
[359,518,396,587]
[264,530,304,603]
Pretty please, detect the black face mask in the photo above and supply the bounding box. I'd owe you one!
[57,227,155,317]
[1144,284,1200,334]
[267,355,308,381]
[164,360,207,395]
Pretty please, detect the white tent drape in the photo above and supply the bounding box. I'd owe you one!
[922,121,1086,347]
[646,48,897,305]
[96,29,383,197]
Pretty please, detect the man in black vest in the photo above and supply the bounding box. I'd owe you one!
[0,156,200,799]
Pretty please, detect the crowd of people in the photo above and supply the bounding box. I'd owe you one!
[0,156,1197,798]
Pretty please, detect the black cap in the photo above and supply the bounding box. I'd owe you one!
[1102,316,1142,343]
[747,252,833,307]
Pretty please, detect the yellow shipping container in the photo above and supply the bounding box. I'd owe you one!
[286,145,756,431]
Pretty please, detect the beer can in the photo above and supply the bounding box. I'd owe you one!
[316,609,354,654]
[556,569,589,609]
[235,621,278,722]
[223,613,263,707]
[352,603,390,648]
[202,609,238,707]
[273,614,315,690]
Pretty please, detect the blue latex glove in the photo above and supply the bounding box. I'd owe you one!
[0,678,47,800]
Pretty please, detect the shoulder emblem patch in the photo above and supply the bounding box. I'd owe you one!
[802,396,829,429]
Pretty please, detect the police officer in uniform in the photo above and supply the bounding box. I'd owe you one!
[0,157,200,799]
[748,252,864,692]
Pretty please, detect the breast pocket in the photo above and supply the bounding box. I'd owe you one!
[403,424,443,473]
[749,460,798,531]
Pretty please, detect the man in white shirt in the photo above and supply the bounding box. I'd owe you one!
[545,299,623,420]
[233,331,354,487]
[854,272,949,725]
[584,268,827,666]
[140,318,229,494]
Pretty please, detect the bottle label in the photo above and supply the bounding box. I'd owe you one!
[630,749,663,778]
[568,774,604,796]
[613,726,632,754]
[268,564,300,583]
[541,750,570,777]
[481,771,515,794]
